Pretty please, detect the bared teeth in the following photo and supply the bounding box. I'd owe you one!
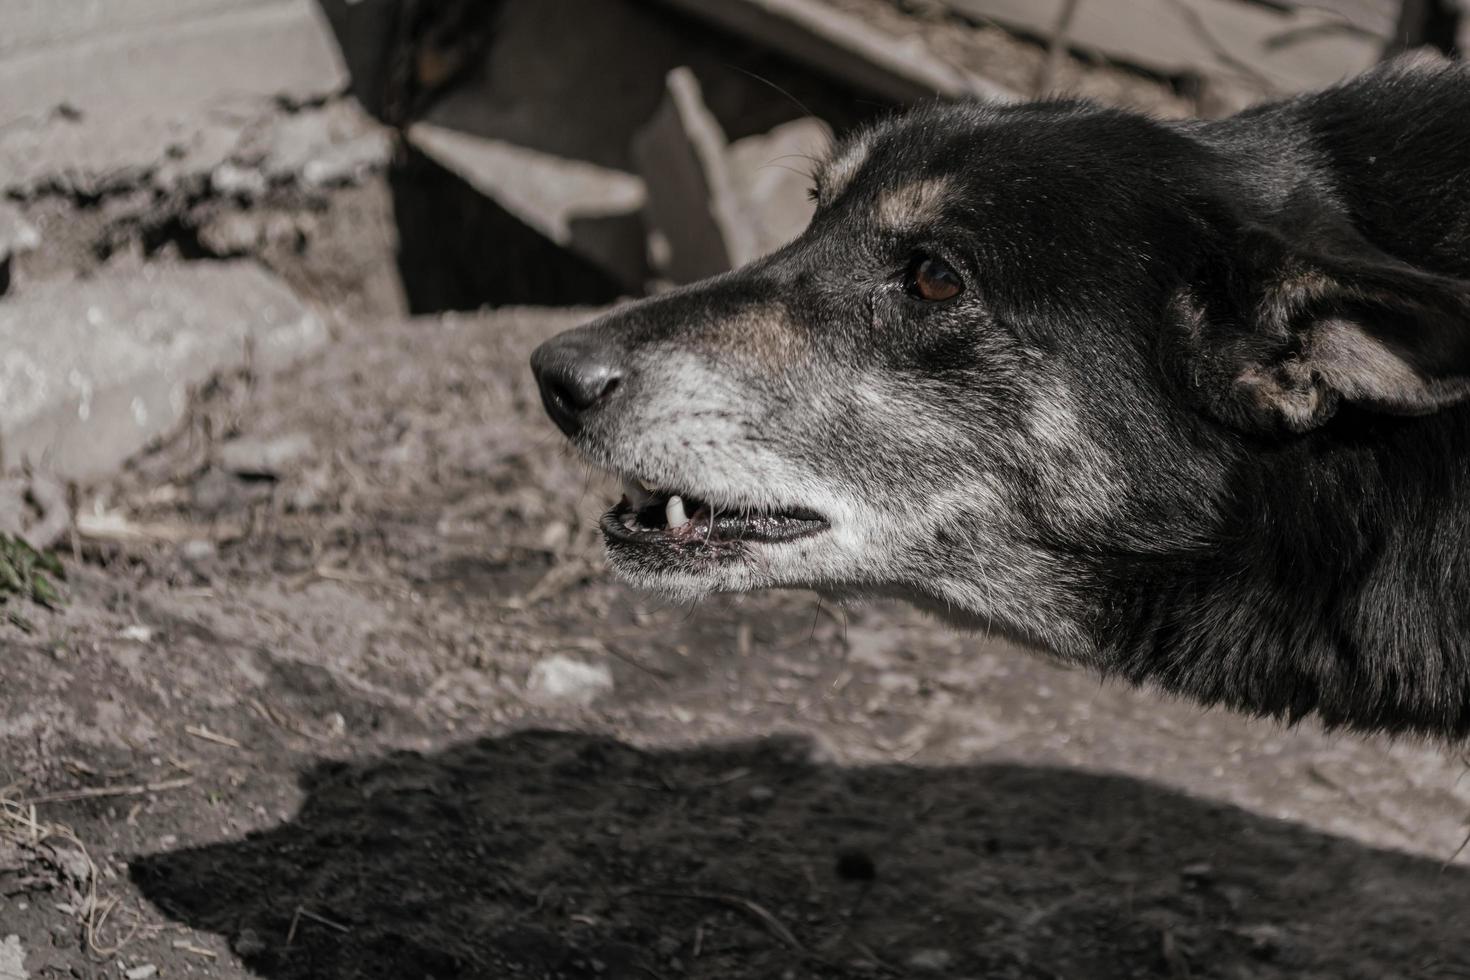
[666,495,688,528]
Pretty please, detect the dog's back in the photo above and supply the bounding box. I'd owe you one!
[1200,56,1470,279]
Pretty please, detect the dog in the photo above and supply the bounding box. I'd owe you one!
[531,54,1470,738]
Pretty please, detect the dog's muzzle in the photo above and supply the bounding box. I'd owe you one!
[530,317,834,580]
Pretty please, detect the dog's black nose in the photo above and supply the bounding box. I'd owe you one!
[530,335,625,436]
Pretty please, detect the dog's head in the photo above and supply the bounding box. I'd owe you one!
[531,95,1470,654]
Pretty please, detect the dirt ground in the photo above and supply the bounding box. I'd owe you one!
[2,306,1470,980]
[5,2,1470,976]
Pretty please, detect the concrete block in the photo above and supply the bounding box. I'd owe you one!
[0,0,347,195]
[633,68,761,284]
[1,0,258,56]
[0,263,326,483]
[401,0,913,296]
[406,123,648,292]
[651,0,1017,103]
[728,117,830,258]
[635,72,827,283]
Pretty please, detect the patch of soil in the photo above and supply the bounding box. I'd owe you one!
[2,309,1468,980]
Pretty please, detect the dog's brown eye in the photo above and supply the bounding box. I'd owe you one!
[907,255,963,302]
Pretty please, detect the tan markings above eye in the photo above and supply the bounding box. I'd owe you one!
[907,254,964,302]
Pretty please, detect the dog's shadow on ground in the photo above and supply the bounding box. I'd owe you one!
[132,730,1470,979]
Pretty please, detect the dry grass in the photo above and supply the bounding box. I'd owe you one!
[1,786,138,956]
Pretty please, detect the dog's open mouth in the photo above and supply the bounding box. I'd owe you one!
[600,476,829,553]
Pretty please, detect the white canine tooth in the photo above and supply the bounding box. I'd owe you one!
[622,475,651,509]
[666,495,688,528]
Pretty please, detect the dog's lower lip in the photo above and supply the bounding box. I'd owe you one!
[600,494,830,551]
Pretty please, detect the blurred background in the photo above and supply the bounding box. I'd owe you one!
[4,3,1470,979]
[1,0,1464,325]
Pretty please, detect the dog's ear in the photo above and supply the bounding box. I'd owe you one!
[1169,220,1470,435]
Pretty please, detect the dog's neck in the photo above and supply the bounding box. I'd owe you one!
[1092,411,1470,737]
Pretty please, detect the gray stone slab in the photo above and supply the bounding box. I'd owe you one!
[0,262,326,483]
[407,123,649,292]
[0,0,347,195]
[728,116,830,258]
[652,0,1018,103]
[945,0,1378,94]
[0,0,344,122]
[0,0,260,56]
[633,68,762,284]
[637,91,827,283]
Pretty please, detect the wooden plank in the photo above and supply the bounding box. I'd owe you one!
[944,0,1380,93]
[652,0,1018,102]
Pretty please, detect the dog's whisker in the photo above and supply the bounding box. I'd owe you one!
[726,64,816,120]
[703,506,718,548]
[758,163,818,180]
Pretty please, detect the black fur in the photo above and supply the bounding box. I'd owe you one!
[532,54,1470,737]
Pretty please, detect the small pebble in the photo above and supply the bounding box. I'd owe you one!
[218,433,316,479]
[1181,862,1214,882]
[181,539,216,562]
[526,655,614,706]
[907,948,953,971]
[211,162,268,199]
[234,928,265,958]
